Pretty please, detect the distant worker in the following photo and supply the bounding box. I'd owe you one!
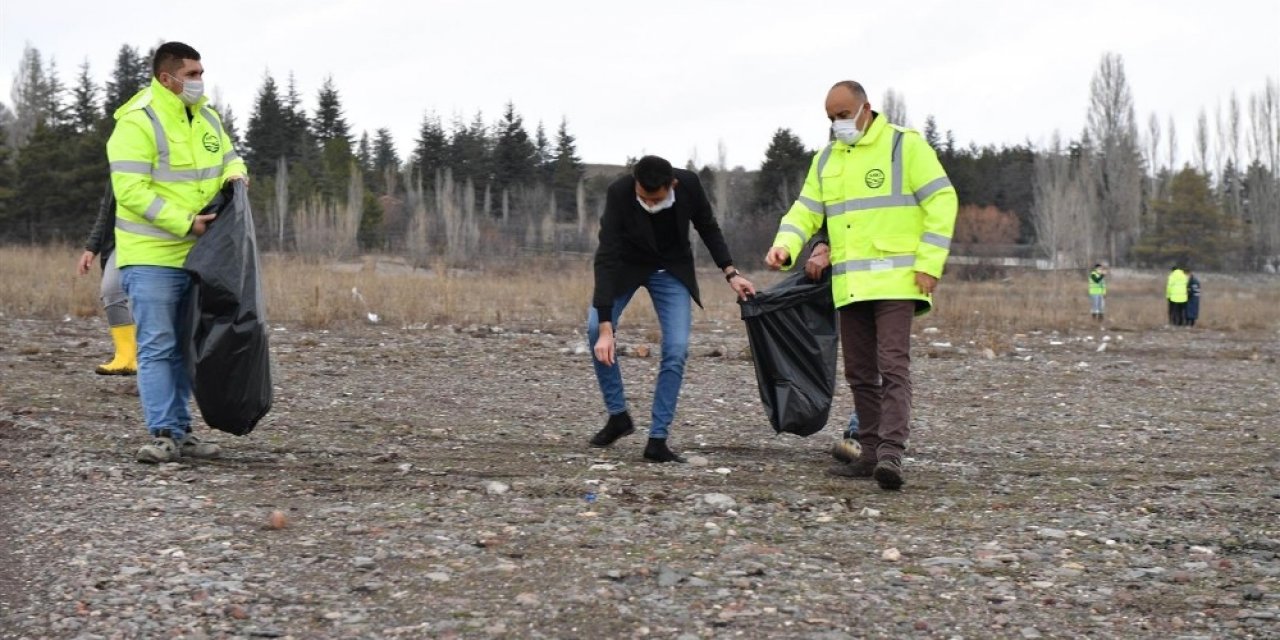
[1088,263,1107,322]
[75,184,136,375]
[1185,269,1201,327]
[1166,265,1189,326]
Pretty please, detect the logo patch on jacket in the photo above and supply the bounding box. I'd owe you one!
[865,169,885,189]
[203,132,220,153]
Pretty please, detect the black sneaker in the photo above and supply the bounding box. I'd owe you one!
[642,438,686,464]
[589,412,635,447]
[873,458,905,490]
[827,458,877,478]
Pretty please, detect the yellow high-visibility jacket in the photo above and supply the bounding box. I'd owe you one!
[1089,268,1107,295]
[107,78,247,268]
[772,114,958,314]
[1166,269,1189,303]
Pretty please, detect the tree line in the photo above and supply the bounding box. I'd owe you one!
[1,44,1277,272]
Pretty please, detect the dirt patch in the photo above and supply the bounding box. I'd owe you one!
[0,318,1277,638]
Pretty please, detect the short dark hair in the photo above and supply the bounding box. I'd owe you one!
[633,155,674,192]
[1093,263,1102,268]
[831,80,868,101]
[153,42,201,78]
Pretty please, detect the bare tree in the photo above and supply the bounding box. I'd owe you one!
[1246,78,1280,269]
[1086,52,1143,265]
[881,88,909,127]
[1167,116,1179,173]
[1194,108,1210,176]
[1034,132,1097,268]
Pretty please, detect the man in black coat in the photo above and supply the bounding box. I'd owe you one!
[588,156,756,462]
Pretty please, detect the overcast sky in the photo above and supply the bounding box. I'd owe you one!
[2,0,1277,170]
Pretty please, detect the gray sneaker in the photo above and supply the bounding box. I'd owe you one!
[136,435,180,464]
[180,434,222,459]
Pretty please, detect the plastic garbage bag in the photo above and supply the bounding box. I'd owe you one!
[739,270,837,437]
[183,182,272,435]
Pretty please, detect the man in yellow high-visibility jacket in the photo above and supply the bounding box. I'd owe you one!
[107,42,248,463]
[765,80,958,491]
[1166,265,1189,326]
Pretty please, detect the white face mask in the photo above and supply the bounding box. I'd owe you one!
[831,104,866,145]
[637,188,676,214]
[167,74,204,106]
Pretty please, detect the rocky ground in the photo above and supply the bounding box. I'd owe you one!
[0,315,1277,639]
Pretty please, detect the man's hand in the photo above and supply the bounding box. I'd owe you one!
[915,271,939,295]
[76,251,96,276]
[729,274,756,301]
[225,175,249,187]
[191,213,217,237]
[594,324,617,367]
[764,246,790,270]
[805,244,831,280]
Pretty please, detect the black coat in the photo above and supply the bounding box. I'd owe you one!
[592,168,735,317]
[84,183,116,270]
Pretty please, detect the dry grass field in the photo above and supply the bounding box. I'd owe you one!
[3,246,1277,335]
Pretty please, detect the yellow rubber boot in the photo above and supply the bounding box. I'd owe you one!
[95,324,138,376]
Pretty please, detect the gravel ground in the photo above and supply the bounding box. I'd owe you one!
[1,316,1277,639]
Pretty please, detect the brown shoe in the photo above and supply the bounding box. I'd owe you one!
[874,458,905,490]
[827,458,877,478]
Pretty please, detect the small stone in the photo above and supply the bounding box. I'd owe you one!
[701,493,736,510]
[484,481,510,495]
[882,548,901,562]
[224,604,249,620]
[657,567,683,587]
[267,510,288,530]
[1020,627,1042,639]
[514,592,540,607]
[426,572,450,582]
[687,456,710,467]
[1037,527,1067,539]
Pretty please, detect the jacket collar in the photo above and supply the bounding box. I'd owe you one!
[144,77,209,121]
[831,112,889,151]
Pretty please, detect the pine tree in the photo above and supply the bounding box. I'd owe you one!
[533,121,552,184]
[551,117,584,218]
[9,46,64,148]
[243,75,288,178]
[490,101,537,193]
[69,61,100,134]
[103,44,149,115]
[448,111,490,188]
[753,128,811,213]
[0,114,16,233]
[372,128,399,177]
[312,76,351,145]
[412,112,448,184]
[1132,168,1241,269]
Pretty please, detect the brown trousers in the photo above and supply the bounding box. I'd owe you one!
[839,301,915,462]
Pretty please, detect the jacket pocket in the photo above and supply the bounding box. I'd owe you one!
[872,235,919,255]
[818,163,844,203]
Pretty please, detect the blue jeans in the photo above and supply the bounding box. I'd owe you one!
[121,266,193,438]
[845,410,860,439]
[1090,294,1105,314]
[587,270,692,439]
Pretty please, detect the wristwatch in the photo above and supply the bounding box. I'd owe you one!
[724,269,742,282]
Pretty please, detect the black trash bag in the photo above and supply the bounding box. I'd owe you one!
[739,270,837,437]
[182,182,272,435]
